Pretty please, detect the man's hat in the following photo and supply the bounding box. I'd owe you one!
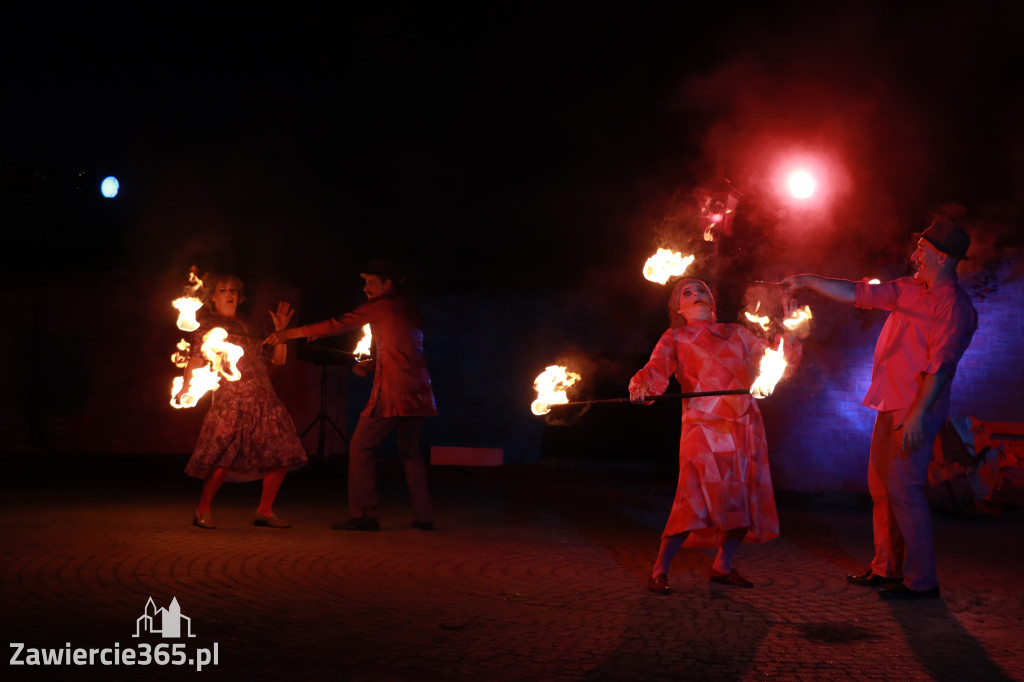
[915,219,970,260]
[360,258,404,282]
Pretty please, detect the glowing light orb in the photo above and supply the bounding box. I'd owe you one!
[787,171,815,199]
[100,176,120,198]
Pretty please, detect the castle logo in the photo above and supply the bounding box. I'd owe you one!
[132,597,196,638]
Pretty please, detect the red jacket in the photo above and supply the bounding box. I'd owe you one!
[855,276,977,418]
[302,294,437,418]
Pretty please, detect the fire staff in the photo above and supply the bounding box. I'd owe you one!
[265,259,436,532]
[782,218,977,600]
[630,278,802,594]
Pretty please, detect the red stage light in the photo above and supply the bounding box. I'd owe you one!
[787,170,816,199]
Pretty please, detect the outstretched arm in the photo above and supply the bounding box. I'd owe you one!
[780,274,856,304]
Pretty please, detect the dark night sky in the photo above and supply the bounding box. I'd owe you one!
[4,1,1022,301]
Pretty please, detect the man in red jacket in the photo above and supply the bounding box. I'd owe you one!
[266,259,436,530]
[782,219,977,599]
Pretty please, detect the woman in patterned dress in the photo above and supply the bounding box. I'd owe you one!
[177,274,308,529]
[629,278,801,593]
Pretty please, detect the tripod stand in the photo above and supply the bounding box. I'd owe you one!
[300,365,349,459]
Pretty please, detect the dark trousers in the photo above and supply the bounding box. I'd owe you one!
[347,413,433,523]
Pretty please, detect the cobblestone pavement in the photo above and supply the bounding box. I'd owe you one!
[2,454,1023,681]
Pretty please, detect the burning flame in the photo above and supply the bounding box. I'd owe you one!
[353,324,372,361]
[170,368,222,409]
[200,328,244,382]
[703,210,731,241]
[171,339,191,368]
[782,305,813,331]
[169,327,245,409]
[531,365,581,415]
[750,338,787,399]
[744,302,771,333]
[172,269,206,332]
[643,249,696,285]
[173,297,203,332]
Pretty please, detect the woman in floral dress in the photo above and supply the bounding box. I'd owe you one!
[629,278,801,593]
[178,274,308,529]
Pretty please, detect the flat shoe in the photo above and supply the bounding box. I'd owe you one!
[254,512,290,528]
[193,510,215,529]
[647,573,671,595]
[710,569,753,588]
[332,516,380,531]
[847,569,902,587]
[879,583,940,600]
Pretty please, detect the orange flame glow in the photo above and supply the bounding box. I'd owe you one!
[531,365,581,415]
[172,269,207,332]
[173,297,203,332]
[782,305,813,331]
[171,339,191,368]
[750,338,787,399]
[200,328,244,382]
[353,324,372,360]
[169,327,245,409]
[643,249,696,285]
[744,302,771,333]
[170,368,222,409]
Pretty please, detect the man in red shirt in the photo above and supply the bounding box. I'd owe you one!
[266,260,436,531]
[782,219,977,599]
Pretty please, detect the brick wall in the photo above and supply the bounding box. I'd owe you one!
[762,274,1024,492]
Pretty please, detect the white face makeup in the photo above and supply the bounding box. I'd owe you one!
[676,280,714,324]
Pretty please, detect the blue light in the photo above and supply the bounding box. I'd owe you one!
[100,176,119,199]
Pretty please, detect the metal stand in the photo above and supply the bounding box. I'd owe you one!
[300,365,348,459]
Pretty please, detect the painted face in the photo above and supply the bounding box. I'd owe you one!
[210,280,241,316]
[911,238,944,285]
[676,280,714,323]
[361,274,391,300]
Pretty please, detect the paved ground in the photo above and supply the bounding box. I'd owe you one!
[2,453,1023,681]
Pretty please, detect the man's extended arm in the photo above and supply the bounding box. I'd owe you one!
[780,274,856,304]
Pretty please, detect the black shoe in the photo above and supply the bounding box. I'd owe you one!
[411,521,434,531]
[647,573,671,595]
[847,569,902,587]
[193,510,215,529]
[879,583,941,600]
[332,516,380,531]
[710,569,754,588]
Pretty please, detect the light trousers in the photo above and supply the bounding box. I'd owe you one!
[867,408,944,590]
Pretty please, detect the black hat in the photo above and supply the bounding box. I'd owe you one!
[360,258,404,282]
[915,219,970,260]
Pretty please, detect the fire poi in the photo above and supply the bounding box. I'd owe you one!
[170,326,246,408]
[643,248,696,285]
[172,269,205,332]
[531,365,582,415]
[744,302,772,333]
[169,268,246,409]
[353,324,373,361]
[749,338,788,399]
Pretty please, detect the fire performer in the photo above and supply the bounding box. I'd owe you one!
[630,278,802,593]
[264,259,436,531]
[178,274,308,529]
[781,219,977,600]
